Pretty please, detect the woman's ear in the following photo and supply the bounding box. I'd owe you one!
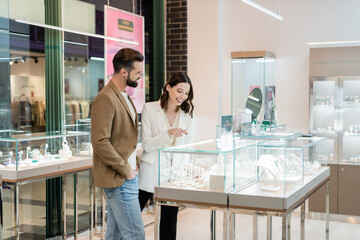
[166,84,171,92]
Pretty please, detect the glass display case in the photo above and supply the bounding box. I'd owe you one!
[0,131,91,180]
[231,51,275,123]
[310,76,360,164]
[158,139,257,193]
[256,137,326,193]
[234,132,326,193]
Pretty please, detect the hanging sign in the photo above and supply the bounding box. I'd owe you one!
[105,6,145,112]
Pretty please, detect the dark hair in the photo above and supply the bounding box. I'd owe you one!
[113,48,144,74]
[160,72,194,118]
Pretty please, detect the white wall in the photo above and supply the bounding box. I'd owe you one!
[188,0,219,141]
[10,58,45,101]
[188,0,360,138]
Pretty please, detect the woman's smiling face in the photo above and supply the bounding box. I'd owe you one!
[166,82,191,106]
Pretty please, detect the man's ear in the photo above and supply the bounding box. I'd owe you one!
[120,68,127,76]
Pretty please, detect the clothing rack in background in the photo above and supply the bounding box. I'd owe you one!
[11,94,45,130]
[65,98,93,124]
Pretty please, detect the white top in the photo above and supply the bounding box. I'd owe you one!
[163,110,180,145]
[120,91,136,170]
[138,101,195,193]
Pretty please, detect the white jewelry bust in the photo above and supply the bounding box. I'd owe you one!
[257,155,280,191]
[59,140,72,158]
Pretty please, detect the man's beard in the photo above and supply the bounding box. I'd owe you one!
[126,76,138,88]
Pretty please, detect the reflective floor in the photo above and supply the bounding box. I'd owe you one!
[4,179,360,240]
[75,208,360,240]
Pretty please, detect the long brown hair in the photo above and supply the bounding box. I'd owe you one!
[159,72,194,118]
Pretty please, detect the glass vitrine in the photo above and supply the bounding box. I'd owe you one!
[231,51,275,123]
[0,131,91,174]
[341,77,360,163]
[310,76,360,164]
[255,136,326,193]
[310,77,338,135]
[158,139,257,193]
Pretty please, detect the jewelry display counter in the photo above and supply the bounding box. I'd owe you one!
[0,131,93,240]
[154,135,329,240]
[228,167,330,240]
[309,76,360,216]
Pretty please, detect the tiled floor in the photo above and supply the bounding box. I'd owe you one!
[75,208,360,240]
[4,178,360,239]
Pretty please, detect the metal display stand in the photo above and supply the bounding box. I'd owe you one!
[153,187,229,240]
[228,167,330,240]
[1,158,93,240]
[153,167,330,240]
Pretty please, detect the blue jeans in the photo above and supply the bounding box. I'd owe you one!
[103,176,145,240]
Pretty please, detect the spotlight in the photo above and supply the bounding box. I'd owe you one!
[14,60,18,64]
[9,61,13,65]
[74,57,78,61]
[21,56,26,63]
[84,58,88,63]
[67,57,72,62]
[34,57,38,63]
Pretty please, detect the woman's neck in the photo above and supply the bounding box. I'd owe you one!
[166,101,178,113]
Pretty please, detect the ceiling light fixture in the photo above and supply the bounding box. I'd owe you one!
[15,19,139,45]
[90,57,105,61]
[308,40,360,46]
[242,0,283,20]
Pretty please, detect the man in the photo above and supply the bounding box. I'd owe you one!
[91,48,145,240]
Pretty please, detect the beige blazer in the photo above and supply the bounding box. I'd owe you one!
[91,81,138,188]
[139,101,194,192]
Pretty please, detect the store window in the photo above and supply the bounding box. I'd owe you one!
[0,0,11,130]
[4,0,153,133]
[1,0,158,238]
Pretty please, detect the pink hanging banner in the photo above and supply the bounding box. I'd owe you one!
[105,6,145,112]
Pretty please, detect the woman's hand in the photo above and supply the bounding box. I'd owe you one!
[167,128,188,138]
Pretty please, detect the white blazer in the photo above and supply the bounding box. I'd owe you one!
[138,101,194,193]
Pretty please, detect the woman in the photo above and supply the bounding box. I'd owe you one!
[138,72,195,240]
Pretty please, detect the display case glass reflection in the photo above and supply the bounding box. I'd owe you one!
[231,52,275,123]
[256,137,326,193]
[310,79,337,135]
[310,76,360,165]
[0,131,91,172]
[158,139,257,193]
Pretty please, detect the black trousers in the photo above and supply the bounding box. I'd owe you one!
[139,189,179,240]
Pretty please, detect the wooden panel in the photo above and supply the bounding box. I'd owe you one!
[231,51,275,59]
[338,165,360,216]
[309,164,338,213]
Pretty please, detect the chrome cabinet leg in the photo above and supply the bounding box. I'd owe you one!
[74,174,78,239]
[326,181,330,240]
[301,203,305,240]
[62,176,67,239]
[211,210,216,240]
[287,214,291,240]
[223,210,228,240]
[267,216,272,240]
[154,201,160,240]
[0,184,3,240]
[14,183,19,240]
[253,215,258,240]
[229,211,235,240]
[282,215,287,240]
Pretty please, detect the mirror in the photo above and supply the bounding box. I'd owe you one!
[245,87,263,121]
